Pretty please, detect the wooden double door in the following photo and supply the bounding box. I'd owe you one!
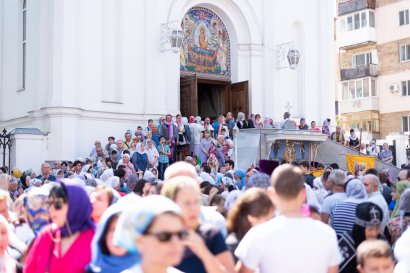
[180,75,249,119]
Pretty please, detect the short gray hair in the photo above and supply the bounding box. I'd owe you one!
[363,174,380,188]
[328,169,345,187]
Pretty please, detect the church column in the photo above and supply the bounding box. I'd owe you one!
[241,44,264,115]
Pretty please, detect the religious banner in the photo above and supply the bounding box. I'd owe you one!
[346,154,376,174]
[180,7,230,81]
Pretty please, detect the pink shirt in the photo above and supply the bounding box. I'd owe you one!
[24,225,94,273]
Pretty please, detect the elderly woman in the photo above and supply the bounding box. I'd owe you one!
[236,112,248,129]
[131,143,149,173]
[146,139,159,168]
[24,182,95,273]
[332,179,367,235]
[161,176,235,273]
[114,195,187,273]
[387,188,410,244]
[117,154,135,181]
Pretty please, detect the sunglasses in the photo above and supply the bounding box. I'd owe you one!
[46,198,65,210]
[145,230,188,243]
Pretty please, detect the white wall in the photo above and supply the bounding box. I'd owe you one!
[378,72,410,114]
[377,1,410,44]
[1,0,336,161]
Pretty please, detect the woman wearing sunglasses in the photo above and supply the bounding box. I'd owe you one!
[161,176,235,273]
[24,182,95,273]
[114,195,187,273]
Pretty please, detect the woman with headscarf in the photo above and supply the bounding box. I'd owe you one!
[86,196,140,273]
[113,195,187,273]
[189,116,204,157]
[117,154,135,181]
[145,139,159,169]
[199,130,213,164]
[332,179,367,235]
[131,143,149,173]
[0,214,18,273]
[391,181,410,218]
[322,118,331,138]
[24,182,95,273]
[234,169,246,190]
[224,190,244,212]
[82,165,95,180]
[161,176,235,273]
[338,202,386,273]
[387,188,410,244]
[263,117,273,129]
[13,188,50,246]
[236,112,248,129]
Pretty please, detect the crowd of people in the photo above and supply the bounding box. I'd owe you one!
[0,112,408,273]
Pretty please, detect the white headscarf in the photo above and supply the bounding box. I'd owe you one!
[136,143,147,155]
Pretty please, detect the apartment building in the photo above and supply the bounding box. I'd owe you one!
[335,0,410,140]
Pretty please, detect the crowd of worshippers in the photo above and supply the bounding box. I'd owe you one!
[0,153,410,273]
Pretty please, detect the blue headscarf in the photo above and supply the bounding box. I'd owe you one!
[234,169,246,190]
[215,173,223,186]
[87,196,141,273]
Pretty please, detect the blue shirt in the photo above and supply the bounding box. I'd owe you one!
[152,133,161,146]
[157,144,170,164]
[176,225,228,273]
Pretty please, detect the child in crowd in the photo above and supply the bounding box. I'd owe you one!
[356,240,394,273]
[157,136,171,180]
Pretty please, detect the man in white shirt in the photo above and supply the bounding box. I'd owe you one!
[362,174,389,232]
[321,169,346,224]
[235,164,341,273]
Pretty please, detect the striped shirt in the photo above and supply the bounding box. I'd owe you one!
[332,201,359,235]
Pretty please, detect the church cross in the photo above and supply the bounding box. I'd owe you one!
[284,101,293,112]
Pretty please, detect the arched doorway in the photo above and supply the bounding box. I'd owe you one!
[179,7,248,119]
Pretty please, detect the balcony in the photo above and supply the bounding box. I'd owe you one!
[338,26,376,49]
[340,64,377,81]
[338,0,375,16]
[340,97,379,114]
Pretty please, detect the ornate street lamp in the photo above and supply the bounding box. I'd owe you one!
[160,21,183,53]
[169,28,183,53]
[287,48,300,70]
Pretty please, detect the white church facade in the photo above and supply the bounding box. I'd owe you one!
[0,0,335,168]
